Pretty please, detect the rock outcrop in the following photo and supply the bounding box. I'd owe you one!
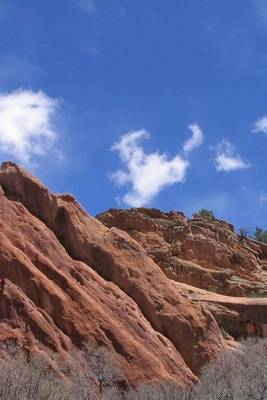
[175,282,267,340]
[97,208,267,297]
[1,162,266,387]
[97,208,267,340]
[0,162,228,386]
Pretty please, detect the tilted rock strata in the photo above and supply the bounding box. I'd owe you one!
[0,162,226,384]
[97,208,267,297]
[0,185,198,385]
[175,282,267,340]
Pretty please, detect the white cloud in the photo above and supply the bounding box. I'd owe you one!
[215,140,250,172]
[111,129,191,207]
[252,115,267,134]
[0,89,59,164]
[182,123,204,153]
[78,0,95,15]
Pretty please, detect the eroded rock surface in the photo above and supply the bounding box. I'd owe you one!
[97,208,267,297]
[175,281,267,340]
[0,162,229,385]
[97,208,267,340]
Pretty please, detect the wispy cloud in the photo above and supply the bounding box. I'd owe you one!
[215,140,250,172]
[111,125,203,207]
[77,0,95,15]
[252,115,267,135]
[259,194,267,203]
[0,89,60,165]
[82,45,100,57]
[182,123,204,154]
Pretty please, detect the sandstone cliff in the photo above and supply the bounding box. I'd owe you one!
[97,208,267,297]
[97,208,267,339]
[0,162,266,386]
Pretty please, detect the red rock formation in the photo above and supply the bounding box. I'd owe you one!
[0,162,227,385]
[1,162,266,387]
[97,208,267,297]
[175,281,267,340]
[97,208,267,340]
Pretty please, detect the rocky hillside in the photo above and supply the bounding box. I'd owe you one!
[0,162,266,387]
[97,208,267,339]
[97,208,267,297]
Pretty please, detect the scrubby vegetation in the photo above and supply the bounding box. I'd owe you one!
[193,209,215,220]
[238,226,267,244]
[238,227,250,240]
[0,339,266,399]
[0,343,65,400]
[0,343,123,400]
[253,226,267,244]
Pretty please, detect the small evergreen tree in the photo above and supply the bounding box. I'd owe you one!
[253,226,267,244]
[193,208,215,220]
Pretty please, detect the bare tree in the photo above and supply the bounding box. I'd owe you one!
[69,344,125,400]
[125,382,190,400]
[0,343,68,400]
[0,339,266,400]
[194,338,267,400]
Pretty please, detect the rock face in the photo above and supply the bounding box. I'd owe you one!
[175,282,267,340]
[97,208,267,340]
[97,208,267,297]
[1,163,266,387]
[0,162,228,386]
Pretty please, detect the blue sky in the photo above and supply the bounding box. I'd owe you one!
[0,0,267,231]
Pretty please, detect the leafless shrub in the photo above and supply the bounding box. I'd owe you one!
[0,339,266,400]
[0,343,68,400]
[194,338,267,400]
[125,382,190,400]
[238,227,250,240]
[124,339,267,400]
[68,344,125,400]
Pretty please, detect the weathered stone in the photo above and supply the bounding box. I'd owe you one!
[98,208,267,297]
[0,162,227,385]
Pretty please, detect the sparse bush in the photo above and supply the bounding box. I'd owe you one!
[69,344,125,399]
[0,343,67,400]
[125,339,267,400]
[0,339,266,400]
[194,338,267,400]
[193,209,215,220]
[253,226,267,244]
[125,382,188,400]
[0,342,124,400]
[238,227,249,240]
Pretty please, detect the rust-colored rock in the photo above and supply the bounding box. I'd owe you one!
[0,162,228,385]
[97,208,267,340]
[97,208,267,297]
[174,281,267,340]
[1,162,266,387]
